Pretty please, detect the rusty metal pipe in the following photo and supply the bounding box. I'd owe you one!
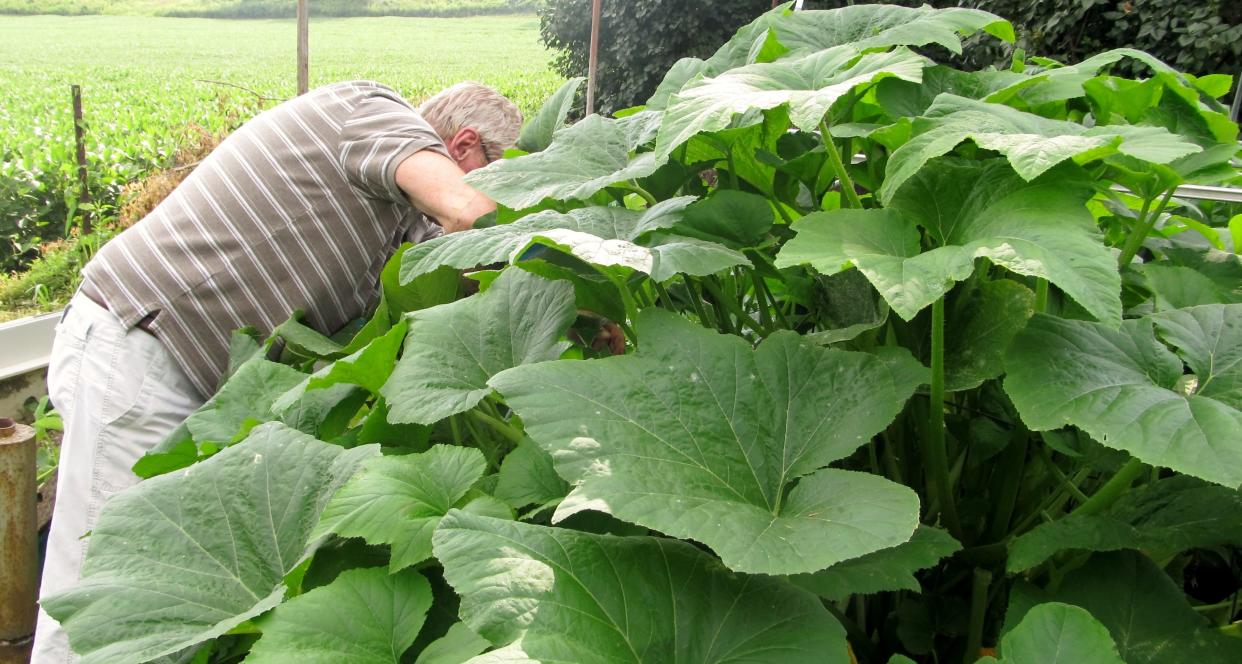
[0,417,37,663]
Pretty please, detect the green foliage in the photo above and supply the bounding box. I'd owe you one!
[42,423,377,663]
[433,510,850,662]
[41,4,1242,663]
[0,0,539,18]
[538,0,774,116]
[0,230,113,321]
[981,602,1124,664]
[244,567,433,663]
[958,0,1242,82]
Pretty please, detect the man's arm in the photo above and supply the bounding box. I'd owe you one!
[394,151,495,234]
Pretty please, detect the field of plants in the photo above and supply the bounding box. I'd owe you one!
[0,0,540,18]
[0,13,560,316]
[38,3,1242,663]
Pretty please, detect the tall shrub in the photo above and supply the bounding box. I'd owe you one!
[538,0,773,115]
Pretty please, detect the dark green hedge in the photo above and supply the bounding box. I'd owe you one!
[539,0,1241,115]
[538,0,773,116]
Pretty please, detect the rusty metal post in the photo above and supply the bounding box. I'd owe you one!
[71,84,91,235]
[585,0,602,116]
[297,0,309,95]
[0,418,38,664]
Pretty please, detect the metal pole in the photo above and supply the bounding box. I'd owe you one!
[71,84,91,235]
[297,0,309,95]
[1230,72,1240,123]
[0,419,37,664]
[585,0,602,116]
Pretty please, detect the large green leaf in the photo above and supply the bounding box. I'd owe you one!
[312,445,489,572]
[517,228,749,282]
[875,65,1034,118]
[791,526,960,601]
[433,510,850,663]
[700,4,1010,76]
[269,312,344,359]
[42,423,378,664]
[382,270,576,425]
[656,45,927,158]
[490,310,923,575]
[245,567,432,663]
[1006,551,1242,663]
[680,107,791,196]
[646,57,710,110]
[776,207,970,321]
[1145,264,1242,309]
[465,114,663,209]
[946,279,1036,391]
[272,320,408,414]
[1007,476,1242,572]
[778,161,1119,323]
[494,437,569,511]
[771,5,1013,57]
[383,244,461,317]
[1005,306,1242,487]
[676,189,774,249]
[981,603,1123,664]
[881,94,1201,203]
[414,623,491,664]
[185,359,307,445]
[1151,304,1242,409]
[888,160,1118,325]
[399,198,694,283]
[516,77,584,153]
[805,270,891,346]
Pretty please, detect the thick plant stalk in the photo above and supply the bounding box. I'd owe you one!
[820,119,864,209]
[928,297,964,539]
[985,432,1028,543]
[1117,189,1174,268]
[472,402,523,446]
[683,277,715,328]
[1072,457,1146,518]
[964,568,992,663]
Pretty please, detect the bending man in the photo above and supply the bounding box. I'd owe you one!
[33,80,521,663]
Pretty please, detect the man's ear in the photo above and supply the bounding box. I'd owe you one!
[448,127,481,161]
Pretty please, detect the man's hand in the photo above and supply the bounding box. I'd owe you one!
[394,151,495,234]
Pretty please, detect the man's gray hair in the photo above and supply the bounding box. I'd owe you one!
[418,82,522,163]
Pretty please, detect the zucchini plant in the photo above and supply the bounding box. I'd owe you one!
[44,3,1242,663]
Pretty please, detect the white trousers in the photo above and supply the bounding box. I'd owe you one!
[31,293,203,663]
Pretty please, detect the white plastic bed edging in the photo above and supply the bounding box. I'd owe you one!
[0,311,60,382]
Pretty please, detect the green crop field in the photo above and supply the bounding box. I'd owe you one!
[0,13,561,317]
[0,0,540,18]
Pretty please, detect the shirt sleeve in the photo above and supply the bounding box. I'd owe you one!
[337,93,450,204]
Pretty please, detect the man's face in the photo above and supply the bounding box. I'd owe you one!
[446,127,488,173]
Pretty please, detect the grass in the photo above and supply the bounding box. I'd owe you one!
[0,13,562,318]
[0,0,540,18]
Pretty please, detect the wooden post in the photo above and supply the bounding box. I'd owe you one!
[297,0,309,95]
[585,0,602,116]
[0,419,38,664]
[71,84,91,235]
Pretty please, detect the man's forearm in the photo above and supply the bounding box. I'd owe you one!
[394,150,496,233]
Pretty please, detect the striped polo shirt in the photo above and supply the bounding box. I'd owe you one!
[81,80,449,397]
